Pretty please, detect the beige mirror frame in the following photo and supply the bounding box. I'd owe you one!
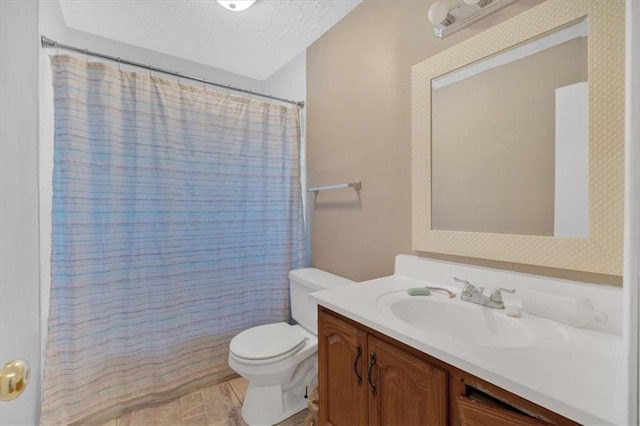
[412,1,625,276]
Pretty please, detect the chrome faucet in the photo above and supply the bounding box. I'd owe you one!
[454,277,515,309]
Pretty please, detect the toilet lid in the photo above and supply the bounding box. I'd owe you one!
[230,322,306,360]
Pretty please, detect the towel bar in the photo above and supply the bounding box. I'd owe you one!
[307,181,361,193]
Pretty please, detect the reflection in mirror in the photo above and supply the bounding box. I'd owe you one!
[431,19,588,237]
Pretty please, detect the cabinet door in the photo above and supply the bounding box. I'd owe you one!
[318,310,368,425]
[368,336,447,426]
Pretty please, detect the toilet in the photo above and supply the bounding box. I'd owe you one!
[228,268,355,425]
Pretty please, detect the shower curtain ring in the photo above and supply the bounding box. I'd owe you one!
[84,48,89,63]
[177,71,180,84]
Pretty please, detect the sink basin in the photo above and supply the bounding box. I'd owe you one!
[376,290,567,349]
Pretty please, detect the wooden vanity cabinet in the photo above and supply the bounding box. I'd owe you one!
[318,308,447,425]
[318,307,580,426]
[318,308,368,425]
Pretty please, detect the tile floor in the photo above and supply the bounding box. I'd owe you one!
[98,376,308,426]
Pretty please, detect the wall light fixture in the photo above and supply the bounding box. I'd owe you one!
[427,0,518,38]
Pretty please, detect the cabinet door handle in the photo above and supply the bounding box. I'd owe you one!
[353,344,363,385]
[368,352,377,396]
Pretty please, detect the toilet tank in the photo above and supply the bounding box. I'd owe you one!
[289,268,355,335]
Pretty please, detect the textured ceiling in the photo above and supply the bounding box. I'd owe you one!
[58,0,362,80]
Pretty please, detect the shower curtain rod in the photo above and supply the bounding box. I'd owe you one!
[40,35,305,108]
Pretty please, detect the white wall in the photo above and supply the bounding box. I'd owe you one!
[264,51,308,254]
[0,0,42,424]
[264,50,307,103]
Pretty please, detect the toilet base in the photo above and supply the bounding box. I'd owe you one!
[239,355,317,425]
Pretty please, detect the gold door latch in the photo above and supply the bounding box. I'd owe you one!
[0,359,30,401]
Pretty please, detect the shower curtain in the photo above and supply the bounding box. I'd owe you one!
[41,55,307,425]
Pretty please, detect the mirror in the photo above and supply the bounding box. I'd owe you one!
[411,1,625,275]
[431,20,588,237]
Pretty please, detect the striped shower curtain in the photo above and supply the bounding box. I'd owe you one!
[41,55,307,425]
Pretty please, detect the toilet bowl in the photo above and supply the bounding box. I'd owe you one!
[228,268,355,425]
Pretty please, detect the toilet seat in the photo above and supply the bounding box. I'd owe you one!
[230,322,306,364]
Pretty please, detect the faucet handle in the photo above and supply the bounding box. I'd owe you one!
[454,277,483,295]
[453,277,469,286]
[490,287,516,303]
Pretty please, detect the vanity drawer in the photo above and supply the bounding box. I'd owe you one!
[458,395,550,426]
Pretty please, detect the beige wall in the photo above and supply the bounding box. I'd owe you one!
[307,0,621,286]
[307,0,535,282]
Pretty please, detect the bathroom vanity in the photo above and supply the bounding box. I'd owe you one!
[312,255,624,425]
[318,307,577,425]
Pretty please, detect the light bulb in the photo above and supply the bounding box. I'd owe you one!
[428,2,450,25]
[217,0,256,12]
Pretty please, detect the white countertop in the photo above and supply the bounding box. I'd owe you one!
[311,258,625,425]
